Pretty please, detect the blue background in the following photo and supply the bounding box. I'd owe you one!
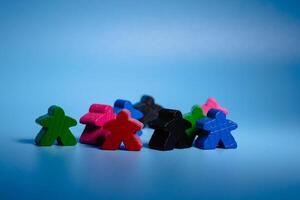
[0,0,300,199]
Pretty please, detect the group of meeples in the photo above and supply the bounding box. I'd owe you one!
[34,95,238,151]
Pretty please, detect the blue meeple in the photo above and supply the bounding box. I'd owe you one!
[113,99,144,136]
[195,109,238,149]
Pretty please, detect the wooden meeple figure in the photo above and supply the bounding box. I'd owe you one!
[196,109,238,150]
[35,105,77,146]
[148,108,192,151]
[79,104,115,145]
[134,95,163,126]
[181,105,205,147]
[101,110,143,151]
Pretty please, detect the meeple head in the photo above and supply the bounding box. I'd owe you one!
[116,109,130,121]
[207,109,226,121]
[159,108,182,120]
[141,95,154,106]
[114,99,132,110]
[48,105,65,116]
[191,105,204,118]
[90,104,113,114]
[206,97,217,106]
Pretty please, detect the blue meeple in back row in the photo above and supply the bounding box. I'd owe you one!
[34,95,238,151]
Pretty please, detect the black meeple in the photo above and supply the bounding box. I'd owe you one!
[148,108,192,151]
[134,95,163,126]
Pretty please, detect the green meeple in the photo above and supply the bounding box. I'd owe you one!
[174,105,206,148]
[35,105,77,146]
[184,105,205,137]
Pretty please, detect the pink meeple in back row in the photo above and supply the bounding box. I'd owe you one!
[202,97,229,115]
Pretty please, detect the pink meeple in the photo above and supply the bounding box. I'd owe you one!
[201,98,229,115]
[80,104,116,145]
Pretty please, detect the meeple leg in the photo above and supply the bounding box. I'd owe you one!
[149,129,176,151]
[35,128,57,146]
[123,134,143,151]
[57,129,77,146]
[176,132,196,149]
[195,133,219,150]
[80,126,105,145]
[219,131,237,149]
[101,131,122,150]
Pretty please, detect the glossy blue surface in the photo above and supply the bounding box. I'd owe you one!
[1,0,300,199]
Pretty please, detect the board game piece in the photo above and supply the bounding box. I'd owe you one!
[79,104,115,145]
[114,99,143,119]
[195,109,238,150]
[35,105,77,146]
[134,95,163,127]
[181,105,205,147]
[202,98,229,115]
[113,99,144,136]
[101,110,143,151]
[148,108,191,151]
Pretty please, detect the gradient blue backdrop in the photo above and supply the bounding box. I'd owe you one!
[0,0,300,199]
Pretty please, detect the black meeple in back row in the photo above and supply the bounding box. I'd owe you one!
[134,95,163,126]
